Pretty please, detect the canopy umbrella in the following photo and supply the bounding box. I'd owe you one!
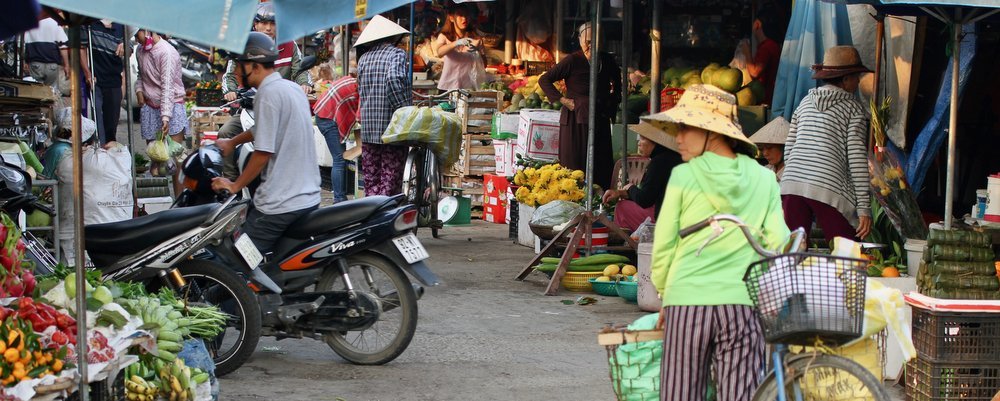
[821,0,1000,229]
[37,0,415,52]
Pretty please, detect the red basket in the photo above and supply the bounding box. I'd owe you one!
[911,306,1000,363]
[659,88,684,112]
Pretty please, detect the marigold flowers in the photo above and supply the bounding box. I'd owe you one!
[512,164,585,207]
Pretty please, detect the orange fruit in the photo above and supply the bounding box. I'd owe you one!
[881,267,901,278]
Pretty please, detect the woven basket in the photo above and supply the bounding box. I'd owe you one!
[617,281,638,303]
[589,278,620,297]
[562,271,603,292]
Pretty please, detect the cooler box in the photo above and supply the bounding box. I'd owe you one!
[515,109,560,161]
[493,140,516,177]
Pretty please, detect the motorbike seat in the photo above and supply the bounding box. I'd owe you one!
[84,203,221,256]
[284,196,396,239]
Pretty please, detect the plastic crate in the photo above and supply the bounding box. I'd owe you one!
[905,357,1000,401]
[911,306,1000,362]
[589,278,620,297]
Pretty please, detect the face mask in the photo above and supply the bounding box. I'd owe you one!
[142,33,154,51]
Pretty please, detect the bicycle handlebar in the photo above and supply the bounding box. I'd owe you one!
[412,89,469,100]
[679,214,805,258]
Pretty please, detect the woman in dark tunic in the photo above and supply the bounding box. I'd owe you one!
[539,22,621,191]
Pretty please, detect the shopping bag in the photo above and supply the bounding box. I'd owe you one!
[382,106,463,168]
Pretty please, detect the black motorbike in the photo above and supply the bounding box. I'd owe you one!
[168,37,216,89]
[176,145,439,368]
[0,161,262,377]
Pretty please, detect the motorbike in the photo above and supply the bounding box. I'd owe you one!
[175,143,439,368]
[167,37,217,89]
[0,161,262,376]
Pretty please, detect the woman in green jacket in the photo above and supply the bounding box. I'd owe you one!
[641,85,790,401]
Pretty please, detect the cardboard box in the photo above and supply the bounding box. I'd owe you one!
[483,174,509,223]
[492,140,516,177]
[515,109,560,161]
[484,203,507,224]
[492,112,520,140]
[0,79,57,103]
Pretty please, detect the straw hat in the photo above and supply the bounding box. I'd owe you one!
[748,116,790,146]
[640,84,756,155]
[354,15,409,47]
[55,108,96,143]
[812,46,873,79]
[630,121,678,153]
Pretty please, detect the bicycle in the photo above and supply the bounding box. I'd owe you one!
[678,214,891,401]
[401,89,468,238]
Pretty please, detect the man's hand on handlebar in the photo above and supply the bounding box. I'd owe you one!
[211,177,237,195]
[224,91,238,102]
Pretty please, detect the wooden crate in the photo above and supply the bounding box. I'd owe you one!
[460,90,503,135]
[462,134,495,176]
[190,111,230,135]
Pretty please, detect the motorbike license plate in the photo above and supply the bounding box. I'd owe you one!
[392,233,429,264]
[235,234,263,269]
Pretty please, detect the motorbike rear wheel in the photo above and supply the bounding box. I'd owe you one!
[316,252,418,365]
[170,260,262,376]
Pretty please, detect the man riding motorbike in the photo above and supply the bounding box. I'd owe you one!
[217,2,313,179]
[211,32,321,255]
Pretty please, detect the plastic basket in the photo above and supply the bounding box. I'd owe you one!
[616,281,638,303]
[743,253,867,346]
[659,88,684,112]
[561,271,602,292]
[195,89,224,107]
[589,278,620,297]
[905,357,1000,401]
[600,325,663,401]
[911,307,1000,362]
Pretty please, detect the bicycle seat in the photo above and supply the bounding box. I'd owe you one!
[84,203,221,265]
[284,196,397,239]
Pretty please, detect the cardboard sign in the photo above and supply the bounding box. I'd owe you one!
[355,0,368,19]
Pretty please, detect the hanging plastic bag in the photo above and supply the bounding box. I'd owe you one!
[382,106,463,168]
[147,131,170,162]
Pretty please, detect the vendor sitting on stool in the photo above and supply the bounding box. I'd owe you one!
[601,121,683,232]
[748,116,790,182]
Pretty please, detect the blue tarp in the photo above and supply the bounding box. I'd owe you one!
[36,0,414,53]
[771,0,855,121]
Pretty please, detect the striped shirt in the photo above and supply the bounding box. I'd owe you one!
[357,43,411,144]
[781,85,871,225]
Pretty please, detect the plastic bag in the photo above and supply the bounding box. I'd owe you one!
[147,132,170,162]
[381,106,463,168]
[178,339,220,401]
[530,200,584,228]
[729,39,752,85]
[631,217,655,244]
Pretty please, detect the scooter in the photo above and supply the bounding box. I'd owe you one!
[168,37,216,89]
[0,161,262,377]
[175,145,439,368]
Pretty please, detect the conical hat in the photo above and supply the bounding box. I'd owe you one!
[748,116,790,146]
[354,15,409,47]
[629,122,678,153]
[640,84,757,156]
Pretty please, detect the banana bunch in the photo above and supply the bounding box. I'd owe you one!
[158,357,203,401]
[125,375,158,401]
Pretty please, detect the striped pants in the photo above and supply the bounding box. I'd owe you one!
[660,305,765,401]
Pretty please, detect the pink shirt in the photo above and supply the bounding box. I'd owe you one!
[135,39,185,118]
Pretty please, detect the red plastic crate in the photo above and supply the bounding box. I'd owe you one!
[905,357,1000,401]
[911,306,1000,362]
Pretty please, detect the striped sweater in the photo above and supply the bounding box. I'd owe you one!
[781,85,871,225]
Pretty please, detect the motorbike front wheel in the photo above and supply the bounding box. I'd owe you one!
[316,252,418,365]
[171,260,262,376]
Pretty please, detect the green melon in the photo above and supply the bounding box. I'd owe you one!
[735,87,756,106]
[712,67,743,93]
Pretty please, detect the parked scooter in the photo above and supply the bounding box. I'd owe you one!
[0,161,262,376]
[175,144,439,368]
[168,37,216,89]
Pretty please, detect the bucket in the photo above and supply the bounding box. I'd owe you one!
[904,238,927,275]
[438,196,471,226]
[636,242,660,312]
[571,225,609,257]
[986,175,1000,222]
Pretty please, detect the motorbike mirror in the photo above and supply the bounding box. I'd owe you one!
[298,55,318,72]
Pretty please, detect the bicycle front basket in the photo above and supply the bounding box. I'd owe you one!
[744,253,867,346]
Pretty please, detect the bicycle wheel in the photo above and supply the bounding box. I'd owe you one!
[752,354,891,401]
[423,148,441,238]
[401,147,427,235]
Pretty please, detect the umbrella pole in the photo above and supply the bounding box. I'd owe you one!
[123,26,136,212]
[944,17,960,230]
[586,0,601,217]
[619,0,631,186]
[649,0,661,113]
[870,12,884,149]
[409,3,415,83]
[68,22,91,401]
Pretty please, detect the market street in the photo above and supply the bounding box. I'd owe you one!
[218,221,646,400]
